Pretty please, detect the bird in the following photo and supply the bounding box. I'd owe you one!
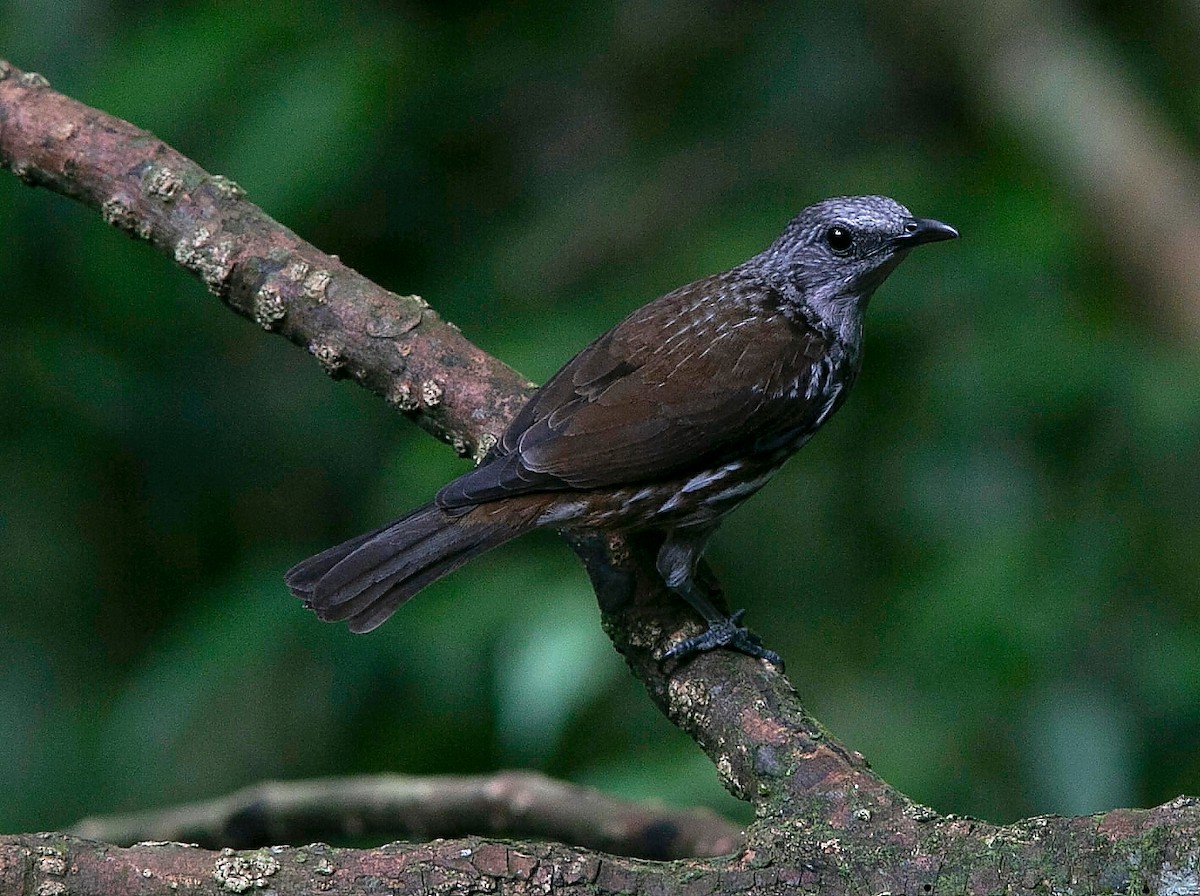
[286,195,957,665]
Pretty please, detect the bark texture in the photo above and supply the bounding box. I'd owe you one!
[2,59,1198,895]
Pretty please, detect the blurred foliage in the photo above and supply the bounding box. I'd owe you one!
[2,0,1199,837]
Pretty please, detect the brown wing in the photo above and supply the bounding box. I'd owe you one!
[437,271,830,508]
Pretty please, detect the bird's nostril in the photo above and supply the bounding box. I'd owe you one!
[904,221,919,233]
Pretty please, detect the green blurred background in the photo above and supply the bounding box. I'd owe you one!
[2,0,1199,836]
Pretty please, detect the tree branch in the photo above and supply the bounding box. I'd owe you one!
[3,58,1199,895]
[8,801,1200,895]
[0,59,532,461]
[69,772,742,860]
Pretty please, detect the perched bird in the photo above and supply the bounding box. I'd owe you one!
[287,195,957,664]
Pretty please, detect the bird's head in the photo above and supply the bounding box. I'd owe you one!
[758,195,958,340]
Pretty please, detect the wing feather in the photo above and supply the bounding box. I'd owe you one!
[438,272,831,509]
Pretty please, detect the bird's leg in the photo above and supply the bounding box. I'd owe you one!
[663,581,784,668]
[655,530,784,668]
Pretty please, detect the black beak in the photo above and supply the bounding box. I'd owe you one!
[896,217,959,247]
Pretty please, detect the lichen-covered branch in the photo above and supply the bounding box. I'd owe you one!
[3,58,1199,896]
[0,59,532,460]
[6,800,1200,896]
[0,833,713,896]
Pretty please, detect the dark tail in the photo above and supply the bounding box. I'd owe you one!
[285,502,533,633]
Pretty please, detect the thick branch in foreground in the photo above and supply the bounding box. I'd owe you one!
[8,801,1200,895]
[3,59,1200,895]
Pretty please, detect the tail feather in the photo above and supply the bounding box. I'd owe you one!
[284,520,396,599]
[285,501,534,633]
[316,525,492,630]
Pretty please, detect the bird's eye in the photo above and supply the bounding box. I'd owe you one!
[825,225,854,254]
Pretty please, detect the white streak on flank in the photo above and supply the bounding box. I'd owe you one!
[706,470,775,503]
[537,501,587,524]
[810,383,843,429]
[658,463,770,515]
[658,493,684,514]
[804,358,828,400]
[680,461,741,493]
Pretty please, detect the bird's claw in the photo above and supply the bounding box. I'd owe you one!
[662,609,784,669]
